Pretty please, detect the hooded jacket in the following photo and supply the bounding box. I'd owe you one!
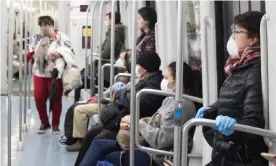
[139,96,196,165]
[115,71,165,118]
[97,24,126,81]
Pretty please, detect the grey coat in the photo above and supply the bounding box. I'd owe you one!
[139,96,196,165]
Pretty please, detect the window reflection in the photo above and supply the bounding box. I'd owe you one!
[185,1,201,71]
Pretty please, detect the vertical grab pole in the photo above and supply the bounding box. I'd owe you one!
[7,1,14,165]
[260,14,272,147]
[97,0,105,120]
[201,17,209,107]
[84,3,92,93]
[109,0,116,98]
[17,0,24,150]
[90,2,98,96]
[173,1,186,165]
[129,1,137,166]
[23,0,28,131]
[27,0,32,115]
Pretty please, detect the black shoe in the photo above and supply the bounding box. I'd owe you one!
[52,126,61,134]
[37,124,51,134]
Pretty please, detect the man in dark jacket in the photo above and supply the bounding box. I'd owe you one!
[74,51,165,165]
[115,51,165,117]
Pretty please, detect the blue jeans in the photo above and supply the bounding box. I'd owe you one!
[80,139,154,166]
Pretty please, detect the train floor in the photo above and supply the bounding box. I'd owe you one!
[1,95,78,166]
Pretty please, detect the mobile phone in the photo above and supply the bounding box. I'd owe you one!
[261,153,276,163]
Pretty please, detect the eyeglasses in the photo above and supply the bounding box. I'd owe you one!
[231,24,251,35]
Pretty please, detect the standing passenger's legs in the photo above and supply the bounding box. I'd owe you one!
[33,75,50,133]
[47,78,63,133]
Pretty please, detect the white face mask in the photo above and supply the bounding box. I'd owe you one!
[160,79,174,92]
[227,37,239,57]
[104,20,110,27]
[135,66,140,78]
[115,58,124,67]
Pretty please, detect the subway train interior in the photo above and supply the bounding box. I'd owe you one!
[1,0,276,166]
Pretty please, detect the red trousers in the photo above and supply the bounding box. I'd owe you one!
[33,75,63,127]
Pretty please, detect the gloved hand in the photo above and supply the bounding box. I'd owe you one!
[111,82,126,93]
[195,107,210,118]
[216,115,237,136]
[51,68,59,79]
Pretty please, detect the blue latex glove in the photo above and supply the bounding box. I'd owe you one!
[216,115,237,136]
[195,107,210,118]
[111,82,126,93]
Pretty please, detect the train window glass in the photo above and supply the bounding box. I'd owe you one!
[239,1,249,13]
[146,1,156,9]
[184,1,201,71]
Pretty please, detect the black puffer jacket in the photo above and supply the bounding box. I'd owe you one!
[104,71,165,131]
[206,58,268,165]
[116,71,165,117]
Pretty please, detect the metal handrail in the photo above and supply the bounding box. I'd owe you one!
[97,0,105,122]
[260,14,272,147]
[109,0,116,92]
[135,89,203,157]
[23,0,29,130]
[7,1,15,166]
[101,63,126,100]
[181,119,276,166]
[18,0,24,150]
[155,22,159,53]
[84,2,93,92]
[200,17,210,107]
[114,73,131,82]
[173,1,186,165]
[129,1,137,165]
[27,1,33,116]
[89,3,99,96]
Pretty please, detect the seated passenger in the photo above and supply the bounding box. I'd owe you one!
[74,11,126,102]
[80,62,197,166]
[74,51,165,165]
[196,11,268,166]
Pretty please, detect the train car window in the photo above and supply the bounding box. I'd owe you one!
[146,1,156,9]
[184,1,201,71]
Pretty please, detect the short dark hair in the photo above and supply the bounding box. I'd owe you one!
[38,16,54,26]
[234,11,264,41]
[138,7,157,31]
[106,12,121,24]
[168,62,194,92]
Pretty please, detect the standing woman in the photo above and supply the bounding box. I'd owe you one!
[119,6,157,71]
[27,16,75,134]
[196,11,268,165]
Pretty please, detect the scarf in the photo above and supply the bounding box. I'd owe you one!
[36,37,50,74]
[224,46,260,75]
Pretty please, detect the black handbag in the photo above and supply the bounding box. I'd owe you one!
[100,101,120,128]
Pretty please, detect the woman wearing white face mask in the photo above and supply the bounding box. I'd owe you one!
[195,11,268,166]
[77,61,198,166]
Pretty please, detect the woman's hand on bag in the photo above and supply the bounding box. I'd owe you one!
[120,122,130,130]
[48,51,62,62]
[141,117,151,123]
